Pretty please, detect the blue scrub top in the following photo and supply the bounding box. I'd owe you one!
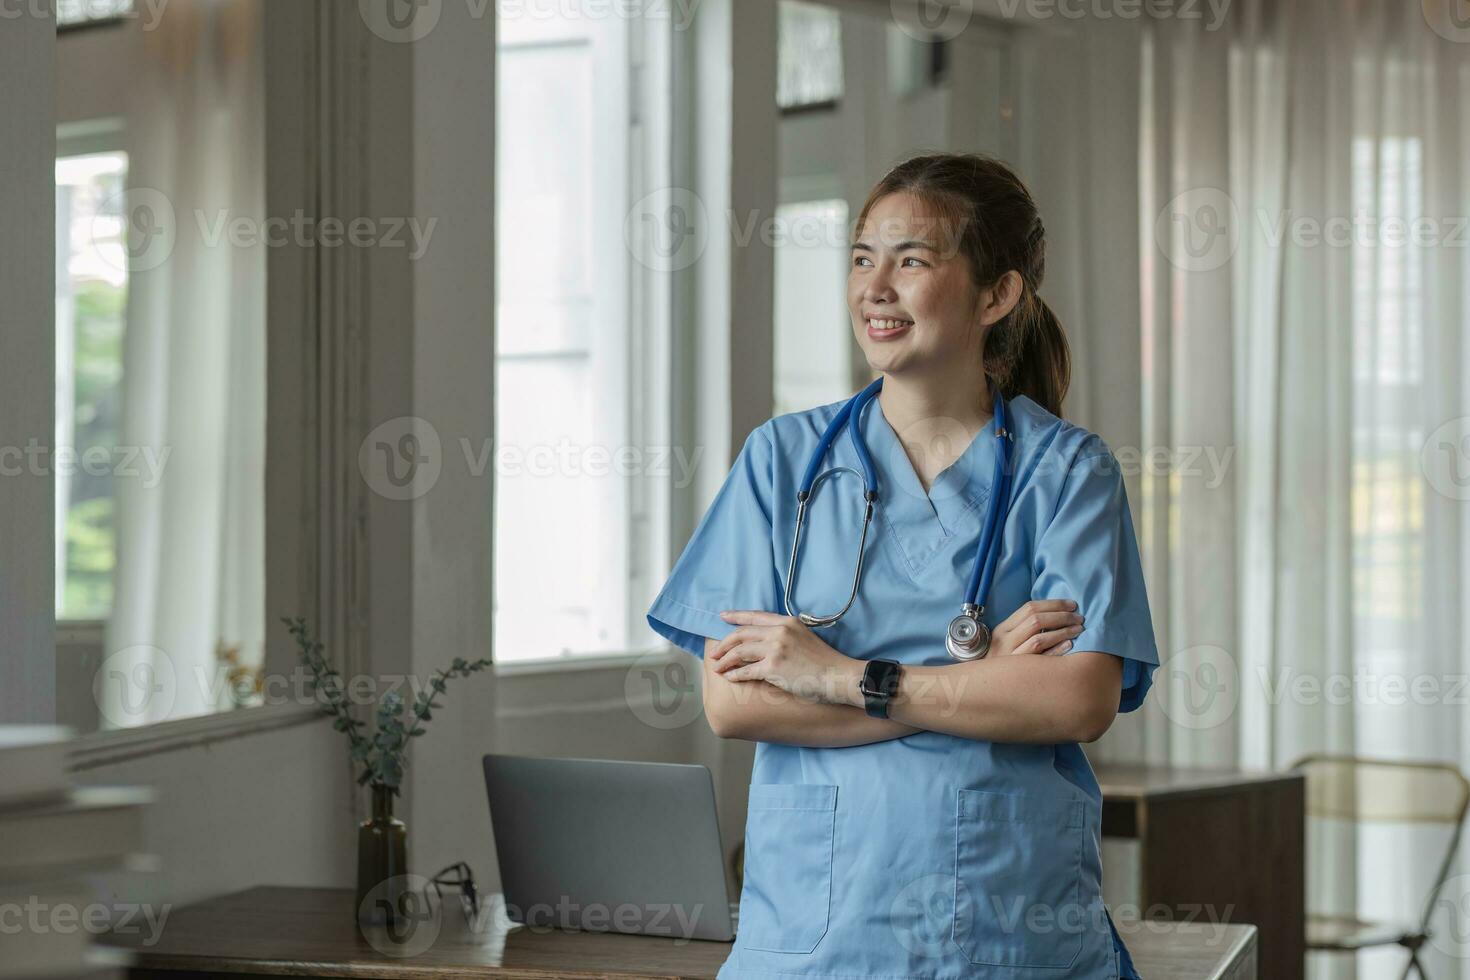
[647,391,1160,980]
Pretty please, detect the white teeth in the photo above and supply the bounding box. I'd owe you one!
[868,317,912,330]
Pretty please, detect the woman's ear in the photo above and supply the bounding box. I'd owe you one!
[978,270,1024,327]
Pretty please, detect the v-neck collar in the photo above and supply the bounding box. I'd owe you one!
[860,393,1004,576]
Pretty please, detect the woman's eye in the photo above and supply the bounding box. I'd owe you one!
[851,255,924,268]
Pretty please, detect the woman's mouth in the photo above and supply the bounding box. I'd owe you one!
[866,316,913,341]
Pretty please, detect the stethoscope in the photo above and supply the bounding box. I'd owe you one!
[782,375,1016,661]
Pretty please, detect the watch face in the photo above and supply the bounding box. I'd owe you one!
[863,660,899,696]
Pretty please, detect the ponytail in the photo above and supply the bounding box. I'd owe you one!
[988,288,1070,418]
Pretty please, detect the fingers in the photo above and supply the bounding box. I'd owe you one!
[998,600,1083,639]
[708,628,745,662]
[720,610,789,626]
[709,618,788,662]
[999,599,1078,627]
[714,648,761,675]
[1014,625,1082,656]
[710,635,764,673]
[722,664,760,682]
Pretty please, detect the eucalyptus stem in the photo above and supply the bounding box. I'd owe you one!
[283,617,492,793]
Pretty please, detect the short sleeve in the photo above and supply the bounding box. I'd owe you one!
[646,426,783,660]
[1031,441,1160,713]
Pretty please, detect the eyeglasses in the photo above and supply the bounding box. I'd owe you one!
[425,861,480,924]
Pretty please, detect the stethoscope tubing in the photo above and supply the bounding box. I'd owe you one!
[784,375,1014,638]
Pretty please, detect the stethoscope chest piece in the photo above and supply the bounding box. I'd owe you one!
[945,604,990,661]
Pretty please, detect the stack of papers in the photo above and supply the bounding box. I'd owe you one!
[0,726,153,980]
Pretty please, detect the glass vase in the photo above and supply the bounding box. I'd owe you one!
[355,783,409,926]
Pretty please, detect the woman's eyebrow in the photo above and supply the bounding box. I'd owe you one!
[850,239,939,252]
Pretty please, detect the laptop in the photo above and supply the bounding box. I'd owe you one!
[482,754,738,941]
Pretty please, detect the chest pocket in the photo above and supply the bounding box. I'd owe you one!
[952,789,1087,969]
[736,783,837,954]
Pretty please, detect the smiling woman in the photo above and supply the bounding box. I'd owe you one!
[646,152,1158,980]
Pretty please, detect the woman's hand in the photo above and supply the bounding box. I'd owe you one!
[989,599,1085,657]
[710,610,859,705]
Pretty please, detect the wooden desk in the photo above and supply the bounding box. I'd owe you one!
[1097,764,1303,980]
[103,886,1257,980]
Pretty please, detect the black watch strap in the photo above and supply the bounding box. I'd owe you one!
[860,659,902,719]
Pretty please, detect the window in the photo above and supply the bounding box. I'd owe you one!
[778,1,843,111]
[1349,134,1425,650]
[57,0,134,28]
[774,198,854,416]
[55,147,129,622]
[493,1,670,665]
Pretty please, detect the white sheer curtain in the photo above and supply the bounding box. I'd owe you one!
[1141,1,1470,975]
[100,0,266,727]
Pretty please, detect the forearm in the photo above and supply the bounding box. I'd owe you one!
[709,679,921,748]
[827,652,1119,743]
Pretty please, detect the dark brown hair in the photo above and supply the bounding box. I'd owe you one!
[854,153,1071,417]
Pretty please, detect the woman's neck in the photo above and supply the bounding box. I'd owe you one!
[876,368,994,440]
[875,368,995,493]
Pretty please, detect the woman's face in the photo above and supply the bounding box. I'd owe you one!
[847,190,986,378]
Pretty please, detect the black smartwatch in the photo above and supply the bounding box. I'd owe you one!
[859,659,903,719]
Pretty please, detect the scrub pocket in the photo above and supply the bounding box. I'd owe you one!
[736,783,838,954]
[953,788,1086,969]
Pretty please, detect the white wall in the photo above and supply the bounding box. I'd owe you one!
[73,719,354,907]
[0,0,57,726]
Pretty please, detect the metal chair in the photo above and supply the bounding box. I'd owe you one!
[1288,755,1470,980]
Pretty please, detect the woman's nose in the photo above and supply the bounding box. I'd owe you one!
[865,264,896,299]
